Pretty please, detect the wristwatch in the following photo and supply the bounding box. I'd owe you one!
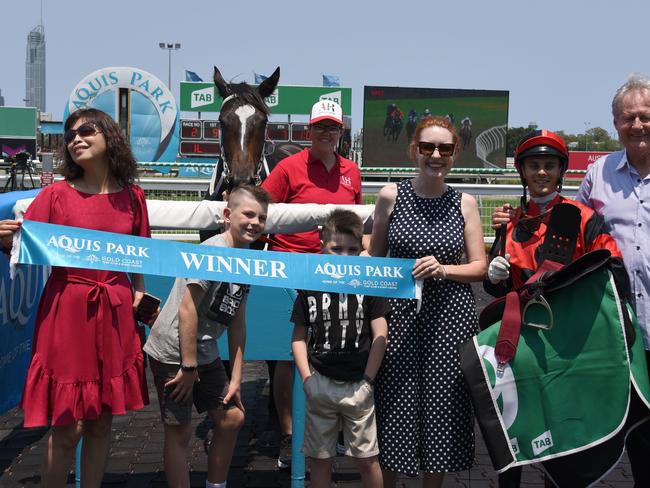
[363,374,375,386]
[181,364,197,372]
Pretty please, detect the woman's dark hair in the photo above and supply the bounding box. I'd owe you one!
[59,108,138,187]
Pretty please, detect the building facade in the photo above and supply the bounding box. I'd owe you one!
[25,25,46,112]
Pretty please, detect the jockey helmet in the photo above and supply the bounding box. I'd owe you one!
[514,129,569,195]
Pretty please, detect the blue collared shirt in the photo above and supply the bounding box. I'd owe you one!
[576,150,650,348]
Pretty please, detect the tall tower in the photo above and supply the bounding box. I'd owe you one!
[25,24,46,112]
[0,89,5,106]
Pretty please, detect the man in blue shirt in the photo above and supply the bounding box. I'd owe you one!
[575,74,650,487]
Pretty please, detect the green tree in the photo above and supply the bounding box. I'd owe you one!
[506,126,536,157]
[588,127,610,142]
[507,125,622,154]
[585,127,622,151]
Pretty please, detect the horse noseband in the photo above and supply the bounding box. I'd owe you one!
[223,172,262,192]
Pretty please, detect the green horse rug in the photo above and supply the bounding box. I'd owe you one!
[460,250,650,486]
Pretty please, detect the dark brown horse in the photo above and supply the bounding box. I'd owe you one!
[207,66,280,197]
[201,66,280,242]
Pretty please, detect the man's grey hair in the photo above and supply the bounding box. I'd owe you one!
[612,73,650,116]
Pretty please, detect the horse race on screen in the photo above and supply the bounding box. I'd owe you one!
[362,85,509,169]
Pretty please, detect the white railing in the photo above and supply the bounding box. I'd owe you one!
[475,125,507,168]
[0,175,578,197]
[2,175,580,243]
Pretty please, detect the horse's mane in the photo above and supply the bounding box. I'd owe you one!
[228,82,270,116]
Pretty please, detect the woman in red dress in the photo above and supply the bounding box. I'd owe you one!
[0,108,150,487]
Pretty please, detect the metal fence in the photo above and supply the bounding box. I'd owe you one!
[141,180,580,242]
[1,172,580,243]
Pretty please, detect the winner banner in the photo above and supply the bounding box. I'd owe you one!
[17,220,420,299]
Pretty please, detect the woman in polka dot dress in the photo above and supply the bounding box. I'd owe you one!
[368,116,487,487]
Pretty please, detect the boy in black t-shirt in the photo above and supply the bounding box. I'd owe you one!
[291,210,389,488]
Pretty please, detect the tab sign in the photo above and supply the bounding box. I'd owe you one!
[531,430,553,456]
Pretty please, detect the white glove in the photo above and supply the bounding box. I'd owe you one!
[488,254,510,284]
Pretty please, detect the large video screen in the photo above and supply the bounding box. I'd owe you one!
[363,86,509,168]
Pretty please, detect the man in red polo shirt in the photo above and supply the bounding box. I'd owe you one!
[262,100,362,468]
[263,100,362,252]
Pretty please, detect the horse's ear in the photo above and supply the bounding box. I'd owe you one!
[257,67,280,99]
[213,66,231,99]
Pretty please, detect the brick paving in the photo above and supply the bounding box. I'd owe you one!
[0,359,635,487]
[0,284,636,486]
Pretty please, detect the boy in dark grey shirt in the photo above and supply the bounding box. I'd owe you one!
[144,185,270,488]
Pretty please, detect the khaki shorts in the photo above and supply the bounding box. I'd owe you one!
[302,371,379,459]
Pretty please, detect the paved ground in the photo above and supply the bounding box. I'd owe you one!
[0,359,636,487]
[0,285,637,487]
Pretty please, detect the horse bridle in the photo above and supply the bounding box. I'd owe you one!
[212,93,271,194]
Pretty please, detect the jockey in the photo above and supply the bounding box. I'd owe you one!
[474,130,647,488]
[408,109,417,123]
[485,129,622,297]
[461,116,471,128]
[485,130,626,487]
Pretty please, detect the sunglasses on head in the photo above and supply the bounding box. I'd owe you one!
[417,141,456,157]
[64,123,101,144]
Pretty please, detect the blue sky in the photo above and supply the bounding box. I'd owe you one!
[2,0,647,135]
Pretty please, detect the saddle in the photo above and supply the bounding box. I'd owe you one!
[482,203,637,374]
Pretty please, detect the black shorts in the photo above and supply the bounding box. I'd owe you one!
[150,358,236,425]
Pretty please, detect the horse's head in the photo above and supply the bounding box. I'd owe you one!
[213,66,280,191]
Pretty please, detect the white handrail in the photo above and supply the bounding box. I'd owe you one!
[475,125,507,168]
